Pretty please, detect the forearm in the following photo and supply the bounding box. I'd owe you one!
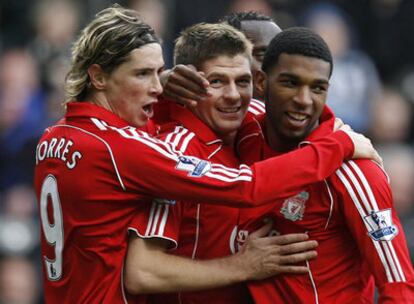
[124,237,246,294]
[253,130,353,203]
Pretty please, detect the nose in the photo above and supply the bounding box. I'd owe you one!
[223,82,241,103]
[293,86,312,107]
[150,74,163,96]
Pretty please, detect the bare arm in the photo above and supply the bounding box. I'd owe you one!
[124,222,317,294]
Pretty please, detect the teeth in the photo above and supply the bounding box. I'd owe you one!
[219,107,240,113]
[288,112,307,121]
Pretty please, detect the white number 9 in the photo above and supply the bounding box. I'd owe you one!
[40,174,64,281]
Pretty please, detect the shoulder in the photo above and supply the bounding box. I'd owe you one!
[336,159,389,183]
[332,159,391,198]
[159,125,198,153]
[248,98,266,116]
[237,115,264,151]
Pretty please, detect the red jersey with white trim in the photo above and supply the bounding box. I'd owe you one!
[147,104,251,304]
[247,98,266,116]
[236,106,414,303]
[34,102,354,303]
[153,97,265,125]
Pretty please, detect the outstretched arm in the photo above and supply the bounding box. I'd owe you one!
[124,221,317,294]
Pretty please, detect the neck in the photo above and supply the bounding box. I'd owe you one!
[265,127,298,152]
[86,91,115,113]
[220,131,236,146]
[264,116,312,152]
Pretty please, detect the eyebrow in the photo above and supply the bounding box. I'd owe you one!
[278,72,329,84]
[207,72,252,79]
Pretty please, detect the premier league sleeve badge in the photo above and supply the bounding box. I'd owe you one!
[364,209,399,241]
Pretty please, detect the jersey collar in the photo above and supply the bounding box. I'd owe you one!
[257,105,336,158]
[168,103,223,145]
[64,101,158,134]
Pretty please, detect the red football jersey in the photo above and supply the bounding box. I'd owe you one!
[146,105,251,303]
[34,102,353,303]
[236,106,414,303]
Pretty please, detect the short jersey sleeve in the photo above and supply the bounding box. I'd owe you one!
[128,200,183,250]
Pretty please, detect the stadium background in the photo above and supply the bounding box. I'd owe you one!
[0,0,413,302]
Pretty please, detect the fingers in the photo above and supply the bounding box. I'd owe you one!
[338,123,352,133]
[176,65,209,89]
[166,65,209,97]
[161,65,211,107]
[259,233,310,246]
[277,240,318,255]
[248,220,274,240]
[278,250,317,266]
[333,117,344,131]
[164,82,203,105]
[276,265,310,274]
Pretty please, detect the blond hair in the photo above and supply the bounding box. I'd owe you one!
[64,4,159,102]
[174,23,252,69]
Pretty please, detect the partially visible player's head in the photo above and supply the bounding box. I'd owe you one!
[174,23,252,70]
[258,27,332,150]
[221,11,282,99]
[65,4,164,127]
[174,23,253,144]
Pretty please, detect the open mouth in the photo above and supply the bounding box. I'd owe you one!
[217,107,241,114]
[142,103,154,118]
[286,112,309,122]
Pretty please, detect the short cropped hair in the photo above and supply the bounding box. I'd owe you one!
[174,23,252,68]
[64,4,159,102]
[262,27,333,76]
[220,11,273,30]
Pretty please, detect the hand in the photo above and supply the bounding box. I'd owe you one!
[339,124,383,166]
[238,221,318,281]
[160,64,210,107]
[333,117,344,131]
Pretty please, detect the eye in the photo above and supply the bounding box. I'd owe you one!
[280,79,297,87]
[136,69,151,77]
[312,85,328,94]
[237,78,251,87]
[209,78,223,87]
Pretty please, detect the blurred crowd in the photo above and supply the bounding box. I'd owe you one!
[0,0,413,303]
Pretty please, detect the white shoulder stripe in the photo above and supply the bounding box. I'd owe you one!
[150,204,163,235]
[336,169,394,282]
[345,161,405,281]
[349,161,379,210]
[205,171,252,182]
[164,126,195,153]
[145,202,170,237]
[172,127,188,148]
[210,166,252,178]
[179,132,195,153]
[248,98,265,115]
[336,161,405,282]
[145,202,157,236]
[87,120,257,186]
[248,107,261,115]
[157,204,169,236]
[211,163,252,175]
[51,124,126,191]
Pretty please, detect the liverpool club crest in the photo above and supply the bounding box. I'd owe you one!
[280,191,309,221]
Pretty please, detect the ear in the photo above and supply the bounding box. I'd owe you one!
[255,70,267,99]
[87,64,107,90]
